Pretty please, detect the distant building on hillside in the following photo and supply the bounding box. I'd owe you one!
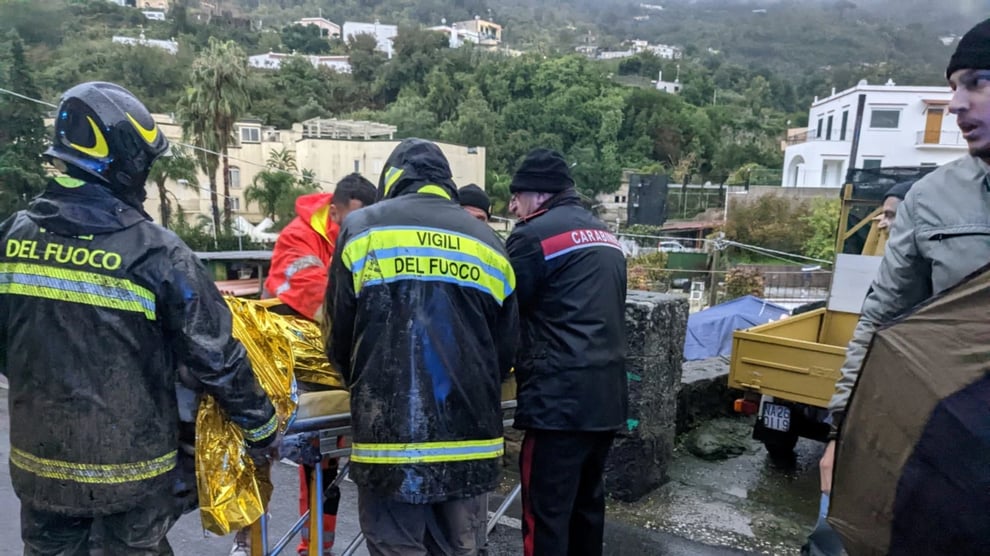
[782,79,964,187]
[112,32,179,54]
[654,71,681,94]
[451,17,502,46]
[297,17,340,38]
[249,52,351,73]
[342,21,397,58]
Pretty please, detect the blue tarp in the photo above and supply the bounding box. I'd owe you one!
[683,295,790,361]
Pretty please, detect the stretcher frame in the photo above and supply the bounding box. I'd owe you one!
[247,400,521,556]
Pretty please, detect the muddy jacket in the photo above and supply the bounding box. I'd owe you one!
[324,139,518,503]
[828,155,990,431]
[0,178,276,516]
[264,193,339,322]
[506,192,628,431]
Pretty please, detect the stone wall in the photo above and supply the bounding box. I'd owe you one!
[603,291,689,502]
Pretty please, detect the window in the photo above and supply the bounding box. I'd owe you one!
[840,111,849,140]
[239,126,261,143]
[229,166,241,189]
[869,109,900,129]
[816,118,823,139]
[229,197,241,211]
[826,115,834,140]
[920,162,938,167]
[614,195,620,203]
[354,159,360,173]
[862,159,882,169]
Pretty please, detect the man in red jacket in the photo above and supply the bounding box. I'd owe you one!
[264,174,377,323]
[232,174,375,556]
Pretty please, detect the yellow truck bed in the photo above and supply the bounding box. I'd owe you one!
[728,308,859,408]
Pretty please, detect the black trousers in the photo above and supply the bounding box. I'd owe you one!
[21,495,177,556]
[519,430,615,556]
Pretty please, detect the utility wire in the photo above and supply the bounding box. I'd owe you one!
[0,86,342,191]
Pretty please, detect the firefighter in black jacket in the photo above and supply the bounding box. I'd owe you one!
[0,82,277,555]
[506,148,628,556]
[324,138,518,555]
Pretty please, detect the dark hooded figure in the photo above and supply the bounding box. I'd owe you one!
[323,138,519,555]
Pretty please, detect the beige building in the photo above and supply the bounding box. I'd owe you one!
[451,18,502,47]
[136,0,169,10]
[138,115,486,227]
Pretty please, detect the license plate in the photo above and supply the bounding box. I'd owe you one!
[762,403,791,432]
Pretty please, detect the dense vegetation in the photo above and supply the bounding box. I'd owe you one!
[0,0,971,228]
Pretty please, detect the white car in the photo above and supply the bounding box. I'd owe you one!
[657,241,686,252]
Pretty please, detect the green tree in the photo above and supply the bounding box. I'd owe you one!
[0,32,47,218]
[802,197,840,260]
[246,169,296,222]
[147,145,199,228]
[178,38,250,231]
[724,194,813,255]
[281,24,331,55]
[439,87,496,147]
[347,33,387,86]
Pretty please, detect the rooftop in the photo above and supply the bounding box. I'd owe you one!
[299,117,397,140]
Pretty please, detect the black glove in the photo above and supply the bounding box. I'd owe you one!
[247,430,283,467]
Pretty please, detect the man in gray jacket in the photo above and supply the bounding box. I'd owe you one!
[820,18,990,493]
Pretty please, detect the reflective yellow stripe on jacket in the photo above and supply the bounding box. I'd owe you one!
[10,447,176,484]
[0,262,156,320]
[351,438,504,464]
[340,226,515,305]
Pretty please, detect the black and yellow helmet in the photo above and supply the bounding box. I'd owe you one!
[45,81,169,201]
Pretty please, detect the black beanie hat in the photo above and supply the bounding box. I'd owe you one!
[946,18,990,79]
[458,184,491,217]
[509,148,575,193]
[884,180,915,202]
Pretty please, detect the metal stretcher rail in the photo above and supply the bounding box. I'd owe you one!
[249,400,519,556]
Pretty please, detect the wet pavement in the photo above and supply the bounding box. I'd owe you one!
[0,387,824,555]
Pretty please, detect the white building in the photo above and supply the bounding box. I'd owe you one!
[142,10,166,20]
[248,52,351,73]
[342,21,397,58]
[112,33,179,55]
[654,71,681,94]
[297,17,340,38]
[782,80,965,187]
[598,50,635,60]
[647,43,682,60]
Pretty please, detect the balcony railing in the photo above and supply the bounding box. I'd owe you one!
[786,131,850,145]
[915,130,967,147]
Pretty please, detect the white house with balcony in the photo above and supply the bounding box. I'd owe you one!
[782,80,965,187]
[342,21,398,58]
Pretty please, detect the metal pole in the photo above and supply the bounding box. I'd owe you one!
[487,483,522,535]
[309,459,324,556]
[845,93,867,183]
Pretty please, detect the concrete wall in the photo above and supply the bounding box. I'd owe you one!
[604,291,689,502]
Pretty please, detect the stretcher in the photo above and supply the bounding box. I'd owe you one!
[246,392,521,556]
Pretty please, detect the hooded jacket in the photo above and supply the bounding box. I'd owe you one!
[828,154,990,432]
[0,177,276,516]
[324,139,519,503]
[506,191,628,431]
[264,193,339,322]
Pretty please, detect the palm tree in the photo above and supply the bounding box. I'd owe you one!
[266,147,298,173]
[177,37,250,231]
[245,169,295,222]
[147,145,199,228]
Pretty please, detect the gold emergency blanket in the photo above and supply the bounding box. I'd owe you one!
[196,297,303,535]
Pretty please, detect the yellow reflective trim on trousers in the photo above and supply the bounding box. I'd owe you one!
[340,227,515,304]
[383,167,404,196]
[0,262,156,320]
[351,438,504,464]
[10,447,177,484]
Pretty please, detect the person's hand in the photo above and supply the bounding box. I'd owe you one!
[819,440,836,494]
[247,430,283,467]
